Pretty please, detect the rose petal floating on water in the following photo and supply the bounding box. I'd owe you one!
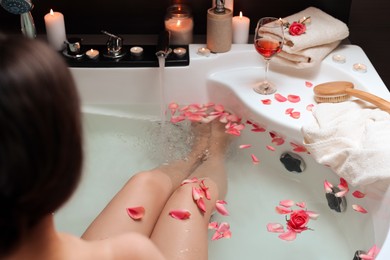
[266,145,276,151]
[359,245,380,260]
[279,200,295,208]
[278,230,297,241]
[338,177,349,191]
[275,206,293,214]
[287,95,301,103]
[126,206,145,220]
[239,144,252,149]
[306,210,320,220]
[168,102,179,115]
[261,99,272,105]
[214,104,225,112]
[285,108,294,115]
[216,200,229,216]
[212,222,232,241]
[290,142,307,153]
[275,93,287,102]
[324,180,334,193]
[169,209,191,220]
[290,111,301,119]
[267,223,285,233]
[170,115,186,123]
[335,189,349,198]
[251,154,259,164]
[305,81,313,88]
[352,190,366,198]
[251,123,267,132]
[352,204,368,214]
[295,202,306,208]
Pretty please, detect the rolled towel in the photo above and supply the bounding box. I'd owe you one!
[301,100,390,186]
[265,6,349,69]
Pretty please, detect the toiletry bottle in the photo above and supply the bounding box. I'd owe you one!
[207,0,233,53]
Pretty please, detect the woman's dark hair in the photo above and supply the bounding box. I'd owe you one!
[0,35,83,256]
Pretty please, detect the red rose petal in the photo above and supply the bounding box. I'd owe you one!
[216,200,229,216]
[278,230,297,241]
[251,154,259,164]
[274,93,287,102]
[169,209,191,220]
[126,206,145,220]
[261,99,272,105]
[305,81,313,88]
[352,190,366,199]
[267,223,285,233]
[352,204,368,214]
[287,95,301,103]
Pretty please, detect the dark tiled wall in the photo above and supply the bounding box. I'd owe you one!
[0,0,351,35]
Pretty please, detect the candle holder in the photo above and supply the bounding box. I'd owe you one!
[165,4,193,45]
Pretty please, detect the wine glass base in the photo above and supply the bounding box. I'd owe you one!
[253,81,277,95]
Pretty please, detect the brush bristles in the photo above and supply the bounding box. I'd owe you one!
[314,94,351,103]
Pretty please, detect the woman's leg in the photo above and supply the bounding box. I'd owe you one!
[150,121,231,259]
[82,123,211,240]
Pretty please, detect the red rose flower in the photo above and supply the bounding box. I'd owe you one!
[286,210,309,233]
[288,22,306,36]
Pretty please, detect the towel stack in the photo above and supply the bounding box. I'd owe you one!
[301,100,390,187]
[269,7,349,69]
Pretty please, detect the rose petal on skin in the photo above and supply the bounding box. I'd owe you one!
[239,144,252,149]
[196,197,207,213]
[287,95,301,103]
[295,202,306,208]
[352,204,368,214]
[200,180,211,200]
[169,209,191,220]
[227,114,240,122]
[305,81,313,88]
[306,104,314,111]
[208,221,219,230]
[279,200,295,208]
[290,111,301,119]
[192,187,203,201]
[267,223,285,233]
[275,93,287,102]
[306,210,320,220]
[324,180,334,193]
[266,145,276,151]
[352,190,366,198]
[251,154,260,164]
[181,177,199,186]
[261,99,272,105]
[126,206,145,220]
[216,200,229,216]
[275,206,293,214]
[278,230,297,241]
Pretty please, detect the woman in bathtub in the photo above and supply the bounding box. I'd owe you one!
[0,35,230,260]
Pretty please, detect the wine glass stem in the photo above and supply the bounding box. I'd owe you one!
[264,59,270,83]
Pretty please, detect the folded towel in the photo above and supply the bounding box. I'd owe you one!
[301,100,390,186]
[267,7,349,69]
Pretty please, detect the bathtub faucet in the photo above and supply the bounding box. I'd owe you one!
[156,30,171,58]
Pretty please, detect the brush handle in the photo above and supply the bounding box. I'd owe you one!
[346,88,390,113]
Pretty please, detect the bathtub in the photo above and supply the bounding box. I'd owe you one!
[55,44,390,259]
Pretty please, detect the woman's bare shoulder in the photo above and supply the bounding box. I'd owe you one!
[89,233,166,260]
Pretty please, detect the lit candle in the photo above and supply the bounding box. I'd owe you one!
[173,47,187,58]
[130,46,143,56]
[86,49,99,59]
[353,63,367,73]
[165,5,193,45]
[332,54,346,64]
[212,0,234,13]
[197,47,211,57]
[44,9,67,51]
[232,11,250,44]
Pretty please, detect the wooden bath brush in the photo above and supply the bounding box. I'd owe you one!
[313,81,390,113]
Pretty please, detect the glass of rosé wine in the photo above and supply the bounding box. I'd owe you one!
[253,17,284,94]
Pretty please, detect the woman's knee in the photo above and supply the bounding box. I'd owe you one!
[128,170,173,194]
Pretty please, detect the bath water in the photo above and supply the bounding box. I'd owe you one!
[54,104,375,260]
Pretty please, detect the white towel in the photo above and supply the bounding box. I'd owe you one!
[267,7,349,69]
[301,100,390,186]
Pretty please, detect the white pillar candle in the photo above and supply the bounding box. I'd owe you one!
[165,17,193,45]
[232,11,250,44]
[44,9,67,51]
[212,0,234,13]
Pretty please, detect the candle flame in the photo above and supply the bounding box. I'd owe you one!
[50,9,54,15]
[239,11,243,18]
[176,20,181,27]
